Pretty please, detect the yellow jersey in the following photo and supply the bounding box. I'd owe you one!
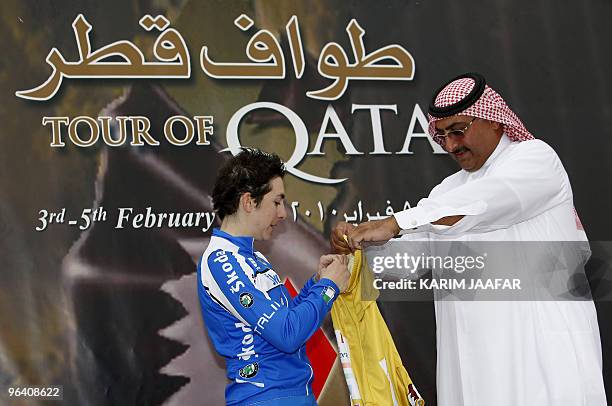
[330,250,424,406]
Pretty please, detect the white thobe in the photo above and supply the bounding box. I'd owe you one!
[393,135,607,405]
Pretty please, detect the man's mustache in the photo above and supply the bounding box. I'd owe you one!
[451,146,470,155]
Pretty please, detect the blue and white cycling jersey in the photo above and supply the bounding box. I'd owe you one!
[197,228,339,405]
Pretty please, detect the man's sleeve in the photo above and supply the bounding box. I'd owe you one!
[206,249,339,353]
[393,140,572,235]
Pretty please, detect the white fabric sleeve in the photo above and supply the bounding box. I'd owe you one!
[393,140,571,235]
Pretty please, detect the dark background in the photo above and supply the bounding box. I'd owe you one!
[1,0,611,404]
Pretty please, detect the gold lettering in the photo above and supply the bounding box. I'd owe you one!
[164,116,194,146]
[68,116,99,147]
[42,116,69,147]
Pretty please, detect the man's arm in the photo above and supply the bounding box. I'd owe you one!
[341,140,570,250]
[432,215,465,226]
[395,140,570,235]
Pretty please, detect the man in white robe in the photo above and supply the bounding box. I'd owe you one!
[331,73,607,405]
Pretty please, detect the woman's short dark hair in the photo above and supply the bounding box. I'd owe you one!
[212,148,286,220]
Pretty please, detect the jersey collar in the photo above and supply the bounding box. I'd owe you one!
[212,228,255,255]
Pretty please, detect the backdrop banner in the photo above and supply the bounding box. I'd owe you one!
[2,1,611,405]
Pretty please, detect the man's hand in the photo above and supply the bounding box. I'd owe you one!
[346,216,400,251]
[319,255,350,293]
[330,221,356,254]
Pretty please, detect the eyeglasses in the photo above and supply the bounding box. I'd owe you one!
[434,117,477,141]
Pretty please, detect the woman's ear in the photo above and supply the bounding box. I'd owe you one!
[240,192,255,213]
